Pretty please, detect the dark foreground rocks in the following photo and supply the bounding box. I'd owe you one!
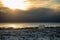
[0,27,60,40]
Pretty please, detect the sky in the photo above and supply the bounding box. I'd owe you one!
[0,0,60,9]
[25,0,60,9]
[0,0,60,22]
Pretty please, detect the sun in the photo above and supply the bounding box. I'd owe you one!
[2,0,30,10]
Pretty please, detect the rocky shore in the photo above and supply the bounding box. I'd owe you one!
[0,27,60,40]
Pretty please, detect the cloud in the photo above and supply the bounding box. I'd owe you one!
[54,0,60,4]
[26,0,60,9]
[0,7,60,22]
[14,7,60,22]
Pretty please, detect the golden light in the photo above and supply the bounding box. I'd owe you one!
[3,24,17,28]
[10,24,16,28]
[2,0,31,10]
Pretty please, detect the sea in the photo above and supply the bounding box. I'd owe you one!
[0,23,60,40]
[0,23,60,28]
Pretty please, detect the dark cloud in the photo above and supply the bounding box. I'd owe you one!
[0,7,60,22]
[19,8,60,22]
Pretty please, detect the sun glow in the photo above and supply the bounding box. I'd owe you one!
[10,24,16,28]
[2,0,30,10]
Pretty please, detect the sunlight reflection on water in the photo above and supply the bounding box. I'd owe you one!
[0,23,60,28]
[0,23,40,28]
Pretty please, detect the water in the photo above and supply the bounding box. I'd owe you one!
[0,25,60,40]
[0,23,60,28]
[0,23,60,40]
